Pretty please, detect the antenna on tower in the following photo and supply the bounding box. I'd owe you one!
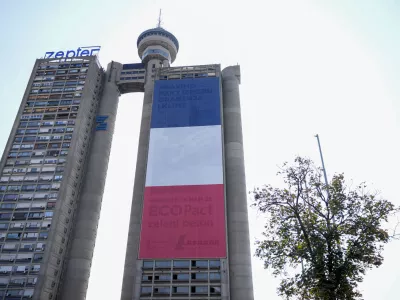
[157,9,162,28]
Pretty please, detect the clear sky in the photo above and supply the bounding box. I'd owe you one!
[0,0,399,299]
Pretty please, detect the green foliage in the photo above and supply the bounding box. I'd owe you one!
[251,157,398,300]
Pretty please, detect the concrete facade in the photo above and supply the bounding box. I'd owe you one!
[222,66,254,300]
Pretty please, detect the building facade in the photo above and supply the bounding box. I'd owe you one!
[0,26,253,300]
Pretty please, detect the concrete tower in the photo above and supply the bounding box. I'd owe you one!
[120,26,254,300]
[0,23,253,300]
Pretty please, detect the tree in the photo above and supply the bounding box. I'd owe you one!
[251,157,398,300]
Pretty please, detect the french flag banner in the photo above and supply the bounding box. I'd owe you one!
[138,77,227,259]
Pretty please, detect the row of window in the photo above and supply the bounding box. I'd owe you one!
[1,242,45,252]
[0,193,58,202]
[0,201,55,211]
[141,285,221,295]
[159,72,214,81]
[7,150,68,159]
[16,129,74,137]
[0,232,49,241]
[3,165,63,174]
[0,288,34,297]
[0,212,53,220]
[142,272,221,282]
[28,92,82,101]
[0,276,37,286]
[23,106,79,114]
[12,142,70,150]
[20,113,78,121]
[1,175,62,183]
[143,260,221,270]
[120,70,145,75]
[5,159,65,167]
[14,136,72,145]
[19,120,75,128]
[11,143,70,151]
[32,80,85,88]
[119,76,144,81]
[26,100,80,108]
[30,86,84,94]
[38,62,89,70]
[34,74,86,82]
[0,221,51,231]
[0,184,60,192]
[0,265,40,274]
[35,68,87,77]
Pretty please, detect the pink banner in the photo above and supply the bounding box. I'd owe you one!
[138,184,226,259]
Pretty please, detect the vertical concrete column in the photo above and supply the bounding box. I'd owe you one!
[59,62,122,300]
[121,60,158,300]
[222,66,254,300]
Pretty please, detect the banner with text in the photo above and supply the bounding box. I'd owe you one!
[139,77,226,259]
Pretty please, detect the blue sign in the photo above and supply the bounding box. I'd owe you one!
[44,46,101,59]
[151,77,221,128]
[95,115,108,131]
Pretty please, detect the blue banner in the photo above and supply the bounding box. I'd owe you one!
[151,77,221,128]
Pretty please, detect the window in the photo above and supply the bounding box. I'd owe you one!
[3,194,18,201]
[44,159,57,164]
[42,121,54,127]
[209,260,221,268]
[155,260,171,269]
[153,287,170,295]
[209,272,221,281]
[53,128,65,133]
[143,261,153,269]
[47,150,60,157]
[33,193,47,200]
[19,194,33,200]
[21,185,35,191]
[140,287,151,295]
[23,136,36,142]
[21,144,34,149]
[154,273,171,282]
[210,286,221,294]
[172,286,189,294]
[8,186,21,192]
[15,160,29,166]
[7,233,20,240]
[9,176,24,182]
[32,151,46,157]
[44,212,53,218]
[50,143,61,149]
[192,260,208,268]
[24,175,38,182]
[141,275,152,282]
[192,272,208,281]
[191,286,208,294]
[173,260,190,268]
[173,273,189,281]
[39,232,48,239]
[0,203,15,210]
[37,185,50,191]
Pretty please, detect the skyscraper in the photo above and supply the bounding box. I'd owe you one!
[0,25,253,300]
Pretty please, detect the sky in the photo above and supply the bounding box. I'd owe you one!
[0,0,399,299]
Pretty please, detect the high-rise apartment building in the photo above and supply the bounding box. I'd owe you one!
[0,26,253,300]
